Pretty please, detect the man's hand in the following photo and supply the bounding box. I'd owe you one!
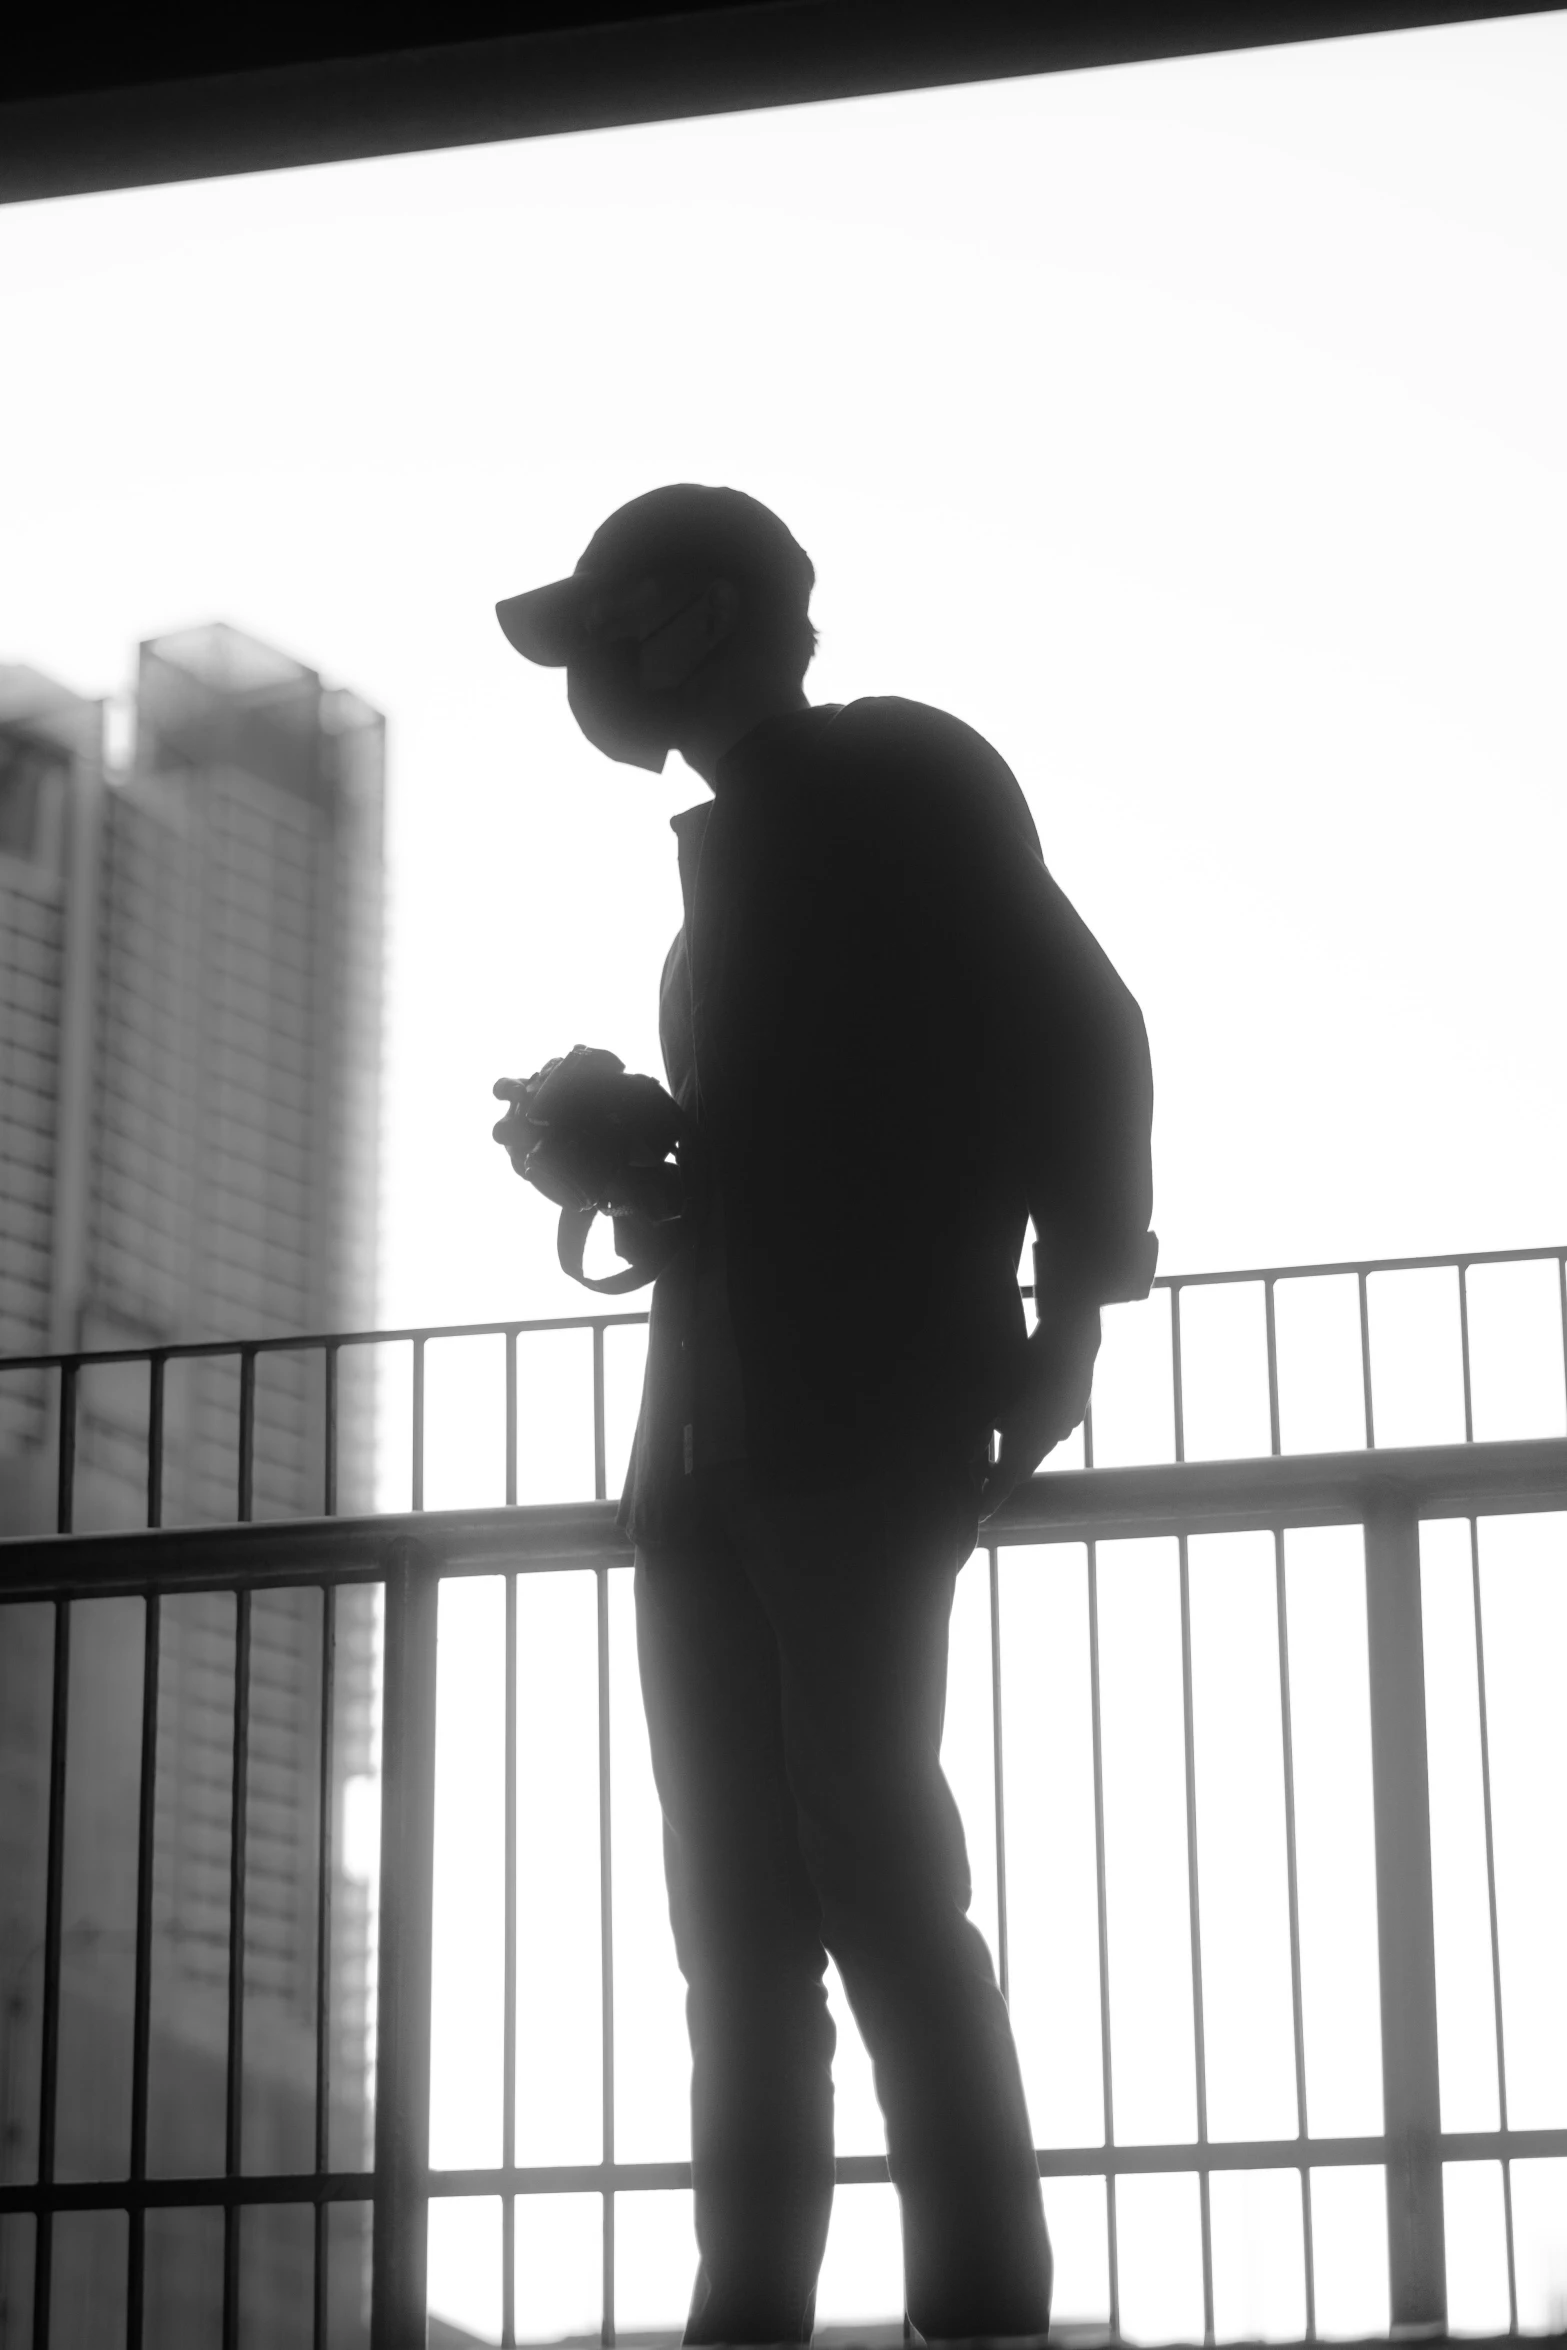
[979,1305,1102,1521]
[492,1072,684,1222]
[491,1079,544,1178]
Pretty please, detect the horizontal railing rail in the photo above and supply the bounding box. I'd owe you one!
[3,1248,1565,2349]
[3,1242,1564,1538]
[3,1239,1563,1384]
[3,1435,1567,1599]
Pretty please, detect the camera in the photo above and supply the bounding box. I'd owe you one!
[492,1045,685,1224]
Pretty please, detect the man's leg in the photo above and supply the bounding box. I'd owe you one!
[743,1471,1053,2343]
[635,1514,837,2346]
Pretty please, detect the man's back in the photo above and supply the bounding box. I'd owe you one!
[623,694,1153,1532]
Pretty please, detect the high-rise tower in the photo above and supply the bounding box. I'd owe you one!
[85,624,385,1526]
[1,629,386,2346]
[1,625,385,1527]
[0,666,100,1512]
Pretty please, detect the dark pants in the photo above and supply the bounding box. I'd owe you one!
[634,1465,1053,2345]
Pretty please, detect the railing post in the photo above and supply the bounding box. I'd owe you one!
[372,1539,440,2350]
[1362,1495,1446,2334]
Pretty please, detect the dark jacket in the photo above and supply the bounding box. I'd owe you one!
[619,696,1155,1542]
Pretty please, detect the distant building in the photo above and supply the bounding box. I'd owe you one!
[0,667,98,1482]
[0,629,386,2347]
[1,625,384,1522]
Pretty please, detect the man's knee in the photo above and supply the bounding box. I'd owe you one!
[794,1751,974,1954]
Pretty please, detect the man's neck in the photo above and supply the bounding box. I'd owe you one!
[677,682,810,790]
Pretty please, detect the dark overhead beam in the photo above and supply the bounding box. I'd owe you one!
[1,0,1557,206]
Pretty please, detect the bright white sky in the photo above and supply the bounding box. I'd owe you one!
[4,14,1566,2342]
[2,10,1565,1334]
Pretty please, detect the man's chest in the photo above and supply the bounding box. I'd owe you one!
[664,768,946,1107]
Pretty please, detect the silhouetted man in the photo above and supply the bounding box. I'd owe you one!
[495,485,1155,2346]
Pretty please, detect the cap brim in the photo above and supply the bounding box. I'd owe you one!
[495,579,590,666]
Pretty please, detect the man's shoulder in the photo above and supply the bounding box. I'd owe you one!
[822,696,1041,857]
[826,693,1002,769]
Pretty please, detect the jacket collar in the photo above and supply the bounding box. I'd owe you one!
[669,703,842,840]
[669,703,843,917]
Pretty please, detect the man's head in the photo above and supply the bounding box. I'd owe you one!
[496,485,816,773]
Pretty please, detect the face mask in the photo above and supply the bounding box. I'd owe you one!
[567,641,672,773]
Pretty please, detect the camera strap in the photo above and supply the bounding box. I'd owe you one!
[555,1203,658,1295]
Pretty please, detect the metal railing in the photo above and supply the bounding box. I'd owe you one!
[2,1243,1566,2349]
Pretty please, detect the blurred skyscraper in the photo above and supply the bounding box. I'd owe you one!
[0,666,98,1491]
[0,628,386,2345]
[1,624,384,1528]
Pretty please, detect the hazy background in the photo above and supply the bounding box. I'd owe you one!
[3,11,1564,1336]
[3,10,1565,2341]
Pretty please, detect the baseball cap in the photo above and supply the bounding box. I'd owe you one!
[496,484,814,666]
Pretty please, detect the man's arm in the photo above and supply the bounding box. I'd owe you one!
[857,698,1155,1287]
[803,697,1154,1506]
[978,1257,1103,1517]
[979,831,1156,1513]
[853,703,1154,1508]
[608,1198,687,1282]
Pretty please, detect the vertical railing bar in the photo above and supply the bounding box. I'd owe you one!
[32,1596,71,2350]
[987,1544,1010,2005]
[1468,1515,1517,2332]
[597,1563,616,2347]
[1082,1397,1094,1472]
[1558,1254,1567,1426]
[602,2178,617,2347]
[1274,1528,1316,2341]
[1500,2155,1519,2341]
[1264,1276,1282,1457]
[1177,1534,1214,2345]
[126,1591,161,2350]
[237,1347,257,1524]
[1170,1285,1186,1465]
[312,2193,330,2349]
[412,1337,426,1512]
[370,1542,440,2350]
[505,1328,519,1509]
[592,1324,608,1504]
[1086,1541,1119,2341]
[313,1582,338,2350]
[56,1358,78,1533]
[222,1587,253,2350]
[1359,1270,1376,1448]
[1458,1263,1475,1445]
[503,1570,519,2348]
[146,1354,165,1530]
[323,1341,340,1518]
[1363,1498,1446,2328]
